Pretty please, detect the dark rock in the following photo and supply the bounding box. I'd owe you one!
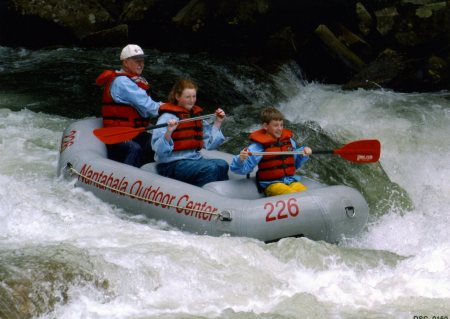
[81,24,129,47]
[120,0,162,22]
[422,55,449,89]
[343,48,449,91]
[0,1,78,47]
[1,0,450,91]
[314,24,366,73]
[7,0,113,38]
[356,2,373,36]
[343,48,407,90]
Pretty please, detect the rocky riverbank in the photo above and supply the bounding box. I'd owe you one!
[1,0,449,92]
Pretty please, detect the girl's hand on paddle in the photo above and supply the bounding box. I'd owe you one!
[239,148,249,162]
[164,119,178,141]
[167,119,179,133]
[302,147,312,156]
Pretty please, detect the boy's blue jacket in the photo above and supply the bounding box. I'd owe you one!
[230,138,309,189]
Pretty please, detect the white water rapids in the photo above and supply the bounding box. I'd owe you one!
[1,50,449,319]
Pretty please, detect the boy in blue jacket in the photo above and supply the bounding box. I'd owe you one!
[230,107,312,196]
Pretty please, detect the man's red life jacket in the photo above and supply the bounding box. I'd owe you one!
[158,103,204,151]
[96,70,152,128]
[249,128,296,181]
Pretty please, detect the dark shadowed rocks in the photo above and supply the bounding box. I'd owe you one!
[1,0,449,92]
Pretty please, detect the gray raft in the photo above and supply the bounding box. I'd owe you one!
[57,118,369,243]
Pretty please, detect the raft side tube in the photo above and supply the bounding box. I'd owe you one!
[57,118,106,176]
[237,191,328,242]
[310,185,369,243]
[57,118,370,243]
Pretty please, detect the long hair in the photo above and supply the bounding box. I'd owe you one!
[168,78,198,104]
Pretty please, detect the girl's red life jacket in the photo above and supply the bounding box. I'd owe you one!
[96,70,152,128]
[249,128,296,181]
[158,103,204,152]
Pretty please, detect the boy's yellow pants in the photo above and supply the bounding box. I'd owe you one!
[264,182,308,197]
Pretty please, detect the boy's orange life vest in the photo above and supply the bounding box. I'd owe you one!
[158,103,204,151]
[96,70,152,128]
[249,128,296,181]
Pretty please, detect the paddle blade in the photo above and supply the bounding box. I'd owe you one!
[93,127,145,144]
[334,139,381,163]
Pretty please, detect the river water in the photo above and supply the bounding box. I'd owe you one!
[0,46,449,319]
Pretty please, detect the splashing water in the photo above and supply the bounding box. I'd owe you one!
[1,47,449,319]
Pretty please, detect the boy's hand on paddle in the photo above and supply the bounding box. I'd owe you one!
[239,148,249,162]
[302,147,312,156]
[214,108,226,123]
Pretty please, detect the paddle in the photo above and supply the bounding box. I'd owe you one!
[248,139,381,163]
[93,114,216,144]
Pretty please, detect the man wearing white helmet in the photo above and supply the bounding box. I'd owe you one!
[96,44,161,167]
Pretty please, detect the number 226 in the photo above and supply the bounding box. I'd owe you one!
[265,198,300,222]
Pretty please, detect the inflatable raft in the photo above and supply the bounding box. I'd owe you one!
[57,118,370,243]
